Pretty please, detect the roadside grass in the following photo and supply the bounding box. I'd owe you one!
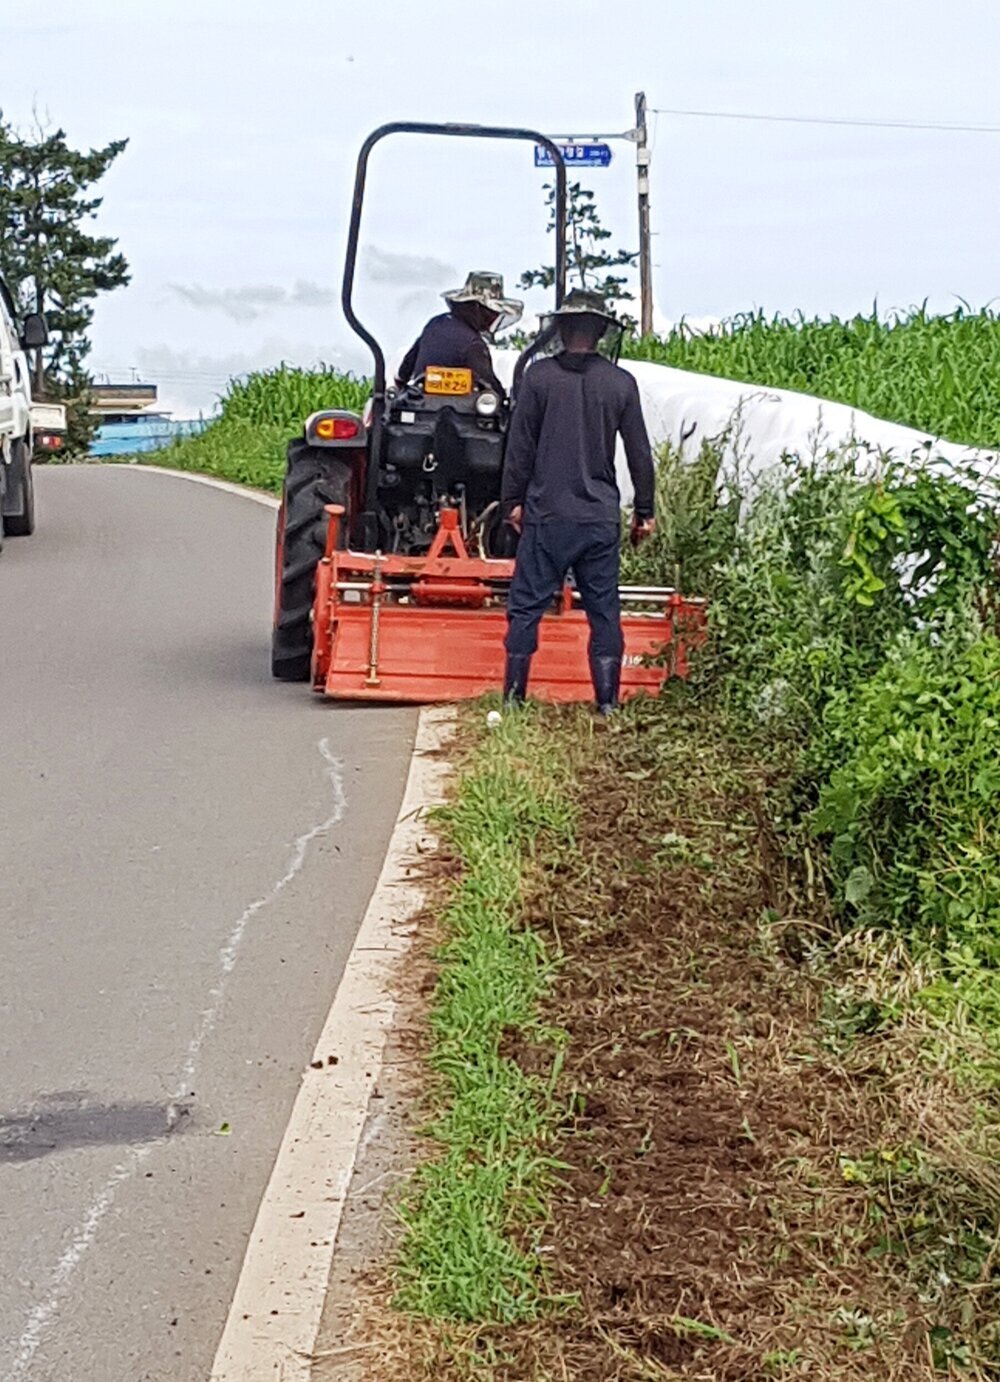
[375,422,1000,1376]
[126,416,291,493]
[392,705,584,1324]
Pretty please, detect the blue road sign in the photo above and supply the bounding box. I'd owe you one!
[534,142,613,169]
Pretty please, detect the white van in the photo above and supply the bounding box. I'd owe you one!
[0,277,67,545]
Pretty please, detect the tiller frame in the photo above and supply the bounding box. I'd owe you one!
[311,506,705,703]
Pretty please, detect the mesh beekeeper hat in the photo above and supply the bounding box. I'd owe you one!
[551,288,619,328]
[443,271,523,330]
[536,288,624,360]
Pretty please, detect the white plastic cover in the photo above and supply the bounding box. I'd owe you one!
[491,349,1000,504]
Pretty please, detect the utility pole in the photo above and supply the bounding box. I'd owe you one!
[634,91,653,336]
[541,99,653,329]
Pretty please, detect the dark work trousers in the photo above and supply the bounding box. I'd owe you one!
[505,521,624,659]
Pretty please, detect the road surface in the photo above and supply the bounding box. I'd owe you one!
[0,466,416,1381]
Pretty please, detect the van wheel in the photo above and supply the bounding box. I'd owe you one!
[4,439,35,536]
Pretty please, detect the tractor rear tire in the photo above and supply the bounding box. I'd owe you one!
[271,441,352,681]
[4,439,34,537]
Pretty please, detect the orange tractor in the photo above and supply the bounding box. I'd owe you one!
[271,122,703,702]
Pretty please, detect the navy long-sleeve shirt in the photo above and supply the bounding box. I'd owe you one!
[396,312,504,394]
[501,353,656,523]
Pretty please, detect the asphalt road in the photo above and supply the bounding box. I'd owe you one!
[0,466,416,1381]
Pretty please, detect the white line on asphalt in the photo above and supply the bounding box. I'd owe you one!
[209,706,452,1382]
[9,1143,156,1378]
[8,738,345,1381]
[179,738,346,1086]
[107,463,281,509]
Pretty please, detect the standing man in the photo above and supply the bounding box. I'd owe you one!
[501,290,657,713]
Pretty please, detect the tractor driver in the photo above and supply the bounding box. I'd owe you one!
[395,271,523,397]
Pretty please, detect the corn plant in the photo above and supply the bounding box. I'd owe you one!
[221,363,369,431]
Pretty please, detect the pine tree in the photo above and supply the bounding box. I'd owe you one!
[0,115,129,451]
[520,180,638,326]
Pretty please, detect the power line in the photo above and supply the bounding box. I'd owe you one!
[650,106,1000,135]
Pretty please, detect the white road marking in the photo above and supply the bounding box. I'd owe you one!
[8,739,345,1381]
[9,1144,156,1379]
[179,738,346,1086]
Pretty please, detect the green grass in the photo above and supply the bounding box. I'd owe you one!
[625,304,1000,448]
[394,706,578,1323]
[118,363,369,493]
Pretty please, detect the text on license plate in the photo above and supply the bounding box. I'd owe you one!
[424,366,473,395]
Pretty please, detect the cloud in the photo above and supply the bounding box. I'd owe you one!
[289,279,336,308]
[167,283,283,321]
[166,280,335,322]
[364,247,456,287]
[397,288,441,314]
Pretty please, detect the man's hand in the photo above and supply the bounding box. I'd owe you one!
[630,515,656,548]
[507,504,524,534]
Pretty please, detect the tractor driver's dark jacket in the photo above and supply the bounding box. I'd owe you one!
[501,353,655,525]
[396,312,505,395]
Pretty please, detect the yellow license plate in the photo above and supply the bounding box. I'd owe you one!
[424,366,473,396]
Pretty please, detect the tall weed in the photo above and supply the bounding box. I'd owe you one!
[636,426,1000,1015]
[620,430,742,596]
[811,631,1000,960]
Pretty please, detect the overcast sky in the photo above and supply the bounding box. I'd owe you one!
[6,0,1000,415]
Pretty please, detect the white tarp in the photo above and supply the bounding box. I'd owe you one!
[492,349,1000,505]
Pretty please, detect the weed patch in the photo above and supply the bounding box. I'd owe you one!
[379,702,1000,1379]
[378,414,1000,1378]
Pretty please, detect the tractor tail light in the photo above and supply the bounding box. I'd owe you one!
[316,416,360,441]
[306,410,364,446]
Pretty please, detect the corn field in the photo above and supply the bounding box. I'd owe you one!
[222,363,369,432]
[626,304,1000,449]
[140,306,1000,494]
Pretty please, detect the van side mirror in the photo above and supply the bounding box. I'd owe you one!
[20,313,48,350]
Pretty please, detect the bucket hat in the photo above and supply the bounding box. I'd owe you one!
[443,271,523,328]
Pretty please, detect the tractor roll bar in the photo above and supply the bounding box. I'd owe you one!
[341,122,567,517]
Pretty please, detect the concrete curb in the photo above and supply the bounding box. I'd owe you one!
[209,705,453,1381]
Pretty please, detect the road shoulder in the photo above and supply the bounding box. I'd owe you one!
[209,707,452,1382]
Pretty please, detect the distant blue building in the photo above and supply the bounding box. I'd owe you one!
[88,382,210,457]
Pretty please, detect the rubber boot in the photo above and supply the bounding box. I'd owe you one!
[503,653,532,706]
[590,655,621,716]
